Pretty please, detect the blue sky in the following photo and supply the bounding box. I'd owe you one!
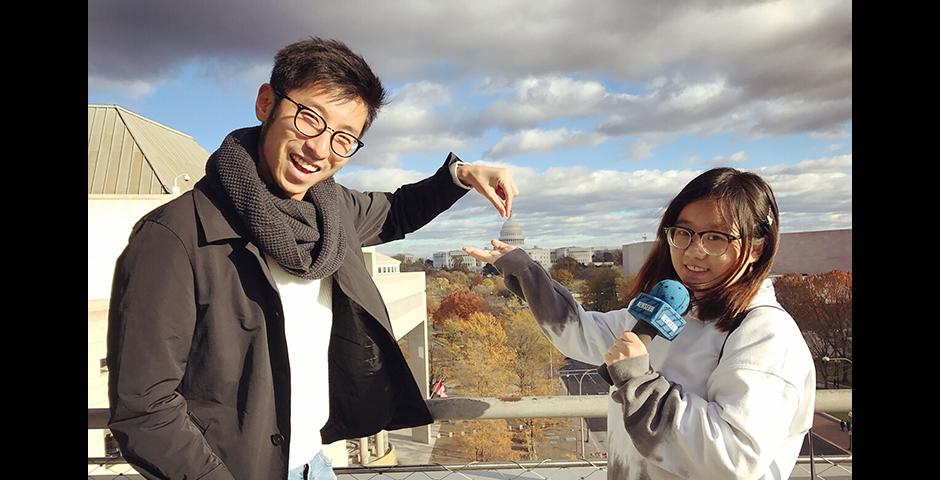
[89,0,852,258]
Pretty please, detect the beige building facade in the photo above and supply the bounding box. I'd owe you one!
[621,228,852,277]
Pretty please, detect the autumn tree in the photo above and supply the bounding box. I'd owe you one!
[580,267,628,312]
[454,420,518,461]
[500,308,567,459]
[439,312,518,459]
[490,276,513,298]
[473,277,496,294]
[440,311,516,396]
[432,289,489,325]
[450,255,471,273]
[426,270,472,303]
[774,270,852,387]
[616,273,637,306]
[551,256,584,281]
[551,268,574,287]
[428,334,455,391]
[439,270,472,291]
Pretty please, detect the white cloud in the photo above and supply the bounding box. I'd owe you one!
[631,139,655,161]
[484,128,605,159]
[88,75,158,99]
[335,167,428,192]
[598,77,745,136]
[811,126,851,140]
[750,98,852,135]
[759,154,852,175]
[90,0,851,153]
[362,159,851,257]
[709,151,747,166]
[478,75,634,129]
[352,82,471,167]
[88,0,852,256]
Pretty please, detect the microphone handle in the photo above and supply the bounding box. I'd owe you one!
[597,321,658,385]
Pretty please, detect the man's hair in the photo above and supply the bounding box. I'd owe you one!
[627,167,780,331]
[270,37,387,134]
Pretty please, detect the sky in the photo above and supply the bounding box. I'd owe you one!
[88,0,852,259]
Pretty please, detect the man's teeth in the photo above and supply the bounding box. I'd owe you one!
[686,265,707,272]
[292,155,319,172]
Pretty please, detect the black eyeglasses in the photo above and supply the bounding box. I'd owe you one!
[273,88,365,158]
[664,226,741,256]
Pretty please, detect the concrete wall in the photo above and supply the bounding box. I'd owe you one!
[88,195,177,300]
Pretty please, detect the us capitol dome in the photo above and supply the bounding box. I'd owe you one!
[499,215,525,247]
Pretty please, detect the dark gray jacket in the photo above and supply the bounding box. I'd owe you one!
[107,154,467,479]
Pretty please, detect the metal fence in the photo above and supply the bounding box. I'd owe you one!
[88,390,852,479]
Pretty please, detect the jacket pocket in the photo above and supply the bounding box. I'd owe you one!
[188,410,209,434]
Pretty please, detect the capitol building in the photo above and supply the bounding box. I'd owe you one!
[433,216,564,271]
[498,215,552,270]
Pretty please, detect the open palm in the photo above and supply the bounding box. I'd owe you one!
[463,239,517,264]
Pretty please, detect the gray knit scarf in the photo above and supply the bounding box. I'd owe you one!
[205,126,346,279]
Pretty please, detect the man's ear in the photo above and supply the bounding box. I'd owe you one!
[255,83,275,122]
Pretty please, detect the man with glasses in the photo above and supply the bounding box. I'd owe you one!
[107,37,518,480]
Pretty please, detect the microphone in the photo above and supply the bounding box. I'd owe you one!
[597,279,690,385]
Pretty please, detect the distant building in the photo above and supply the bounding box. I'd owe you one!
[525,247,552,270]
[498,215,552,269]
[621,228,852,276]
[433,250,486,271]
[434,216,611,271]
[364,250,401,275]
[553,246,593,265]
[397,253,418,263]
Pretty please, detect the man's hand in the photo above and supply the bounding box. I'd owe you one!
[456,164,519,218]
[603,331,649,366]
[463,239,517,264]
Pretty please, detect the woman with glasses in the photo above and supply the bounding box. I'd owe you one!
[465,168,815,479]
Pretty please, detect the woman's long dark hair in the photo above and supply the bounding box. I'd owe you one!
[626,168,780,331]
